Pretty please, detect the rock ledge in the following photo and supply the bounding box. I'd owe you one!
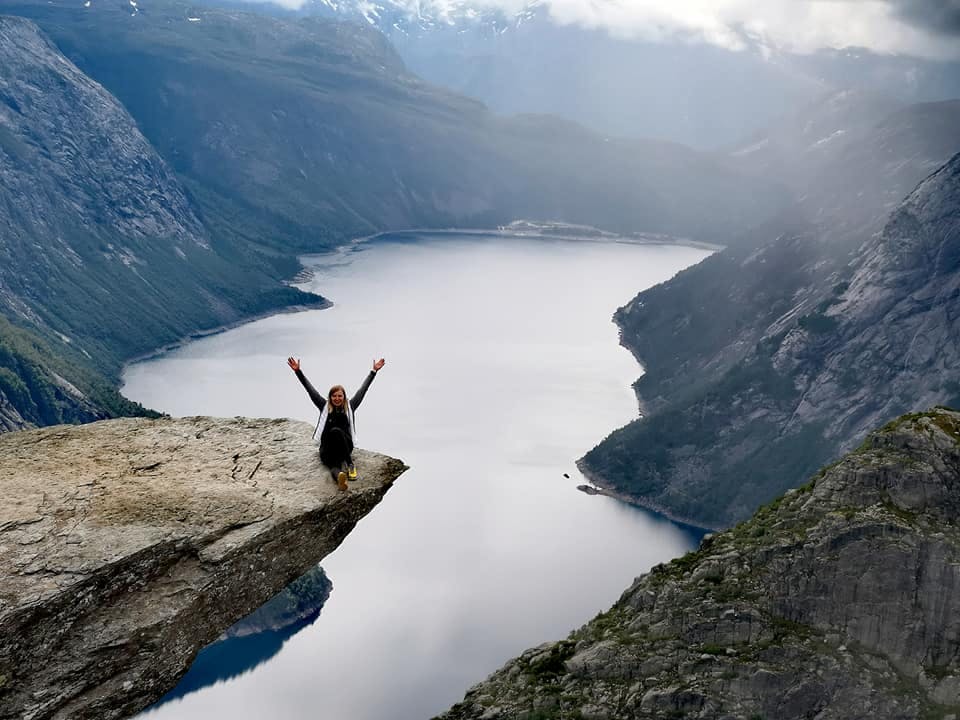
[0,416,406,720]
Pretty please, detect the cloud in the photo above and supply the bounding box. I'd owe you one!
[889,0,960,37]
[537,0,960,58]
[268,0,960,58]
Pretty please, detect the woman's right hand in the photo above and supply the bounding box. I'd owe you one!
[287,357,300,372]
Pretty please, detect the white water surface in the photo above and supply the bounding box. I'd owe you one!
[126,234,710,720]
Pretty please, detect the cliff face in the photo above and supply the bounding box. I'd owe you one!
[583,151,960,529]
[0,16,321,432]
[443,408,960,720]
[729,94,960,241]
[0,417,405,720]
[771,155,960,449]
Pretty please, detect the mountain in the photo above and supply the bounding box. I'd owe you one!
[442,408,960,719]
[5,0,788,247]
[730,92,960,240]
[0,0,792,432]
[308,0,543,34]
[0,316,148,432]
[0,15,325,431]
[303,0,960,149]
[18,0,783,245]
[582,150,960,530]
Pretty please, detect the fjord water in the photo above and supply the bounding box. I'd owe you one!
[126,234,709,720]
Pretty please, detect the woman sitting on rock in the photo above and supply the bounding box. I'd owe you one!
[287,356,385,490]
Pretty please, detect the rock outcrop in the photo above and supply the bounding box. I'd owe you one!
[0,416,405,720]
[443,408,960,719]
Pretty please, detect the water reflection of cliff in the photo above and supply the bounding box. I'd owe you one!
[151,566,333,707]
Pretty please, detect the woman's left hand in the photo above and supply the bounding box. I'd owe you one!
[373,358,386,372]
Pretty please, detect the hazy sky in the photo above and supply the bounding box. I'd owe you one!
[310,0,960,59]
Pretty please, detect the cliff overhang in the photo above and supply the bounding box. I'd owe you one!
[0,416,406,720]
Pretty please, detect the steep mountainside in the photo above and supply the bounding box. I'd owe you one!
[730,93,960,240]
[0,316,148,433]
[583,152,960,529]
[0,16,321,430]
[444,408,960,719]
[5,0,787,249]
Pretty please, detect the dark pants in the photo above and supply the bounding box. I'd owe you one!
[320,428,353,478]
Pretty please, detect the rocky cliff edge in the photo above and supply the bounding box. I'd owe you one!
[0,416,406,720]
[443,408,960,720]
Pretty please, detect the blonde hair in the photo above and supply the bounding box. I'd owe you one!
[327,385,347,408]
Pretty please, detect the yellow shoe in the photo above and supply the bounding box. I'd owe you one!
[348,465,358,480]
[337,471,348,491]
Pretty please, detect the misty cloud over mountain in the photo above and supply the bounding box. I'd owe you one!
[300,0,960,148]
[287,0,960,58]
[890,0,960,37]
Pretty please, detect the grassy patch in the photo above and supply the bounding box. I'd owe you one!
[931,414,960,444]
[880,499,920,525]
[582,606,641,645]
[876,410,960,447]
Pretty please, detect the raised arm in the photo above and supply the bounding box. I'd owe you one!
[287,357,326,411]
[351,358,385,410]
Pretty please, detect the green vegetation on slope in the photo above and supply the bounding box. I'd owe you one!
[0,315,152,428]
[0,14,328,429]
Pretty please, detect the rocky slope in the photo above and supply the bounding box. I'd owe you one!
[0,416,406,720]
[729,93,960,241]
[0,16,321,431]
[582,146,960,529]
[442,408,960,720]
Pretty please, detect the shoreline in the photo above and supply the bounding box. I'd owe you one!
[122,225,719,537]
[347,226,725,252]
[575,459,718,533]
[121,221,721,372]
[122,299,332,368]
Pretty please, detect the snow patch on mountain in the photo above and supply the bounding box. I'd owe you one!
[309,0,545,35]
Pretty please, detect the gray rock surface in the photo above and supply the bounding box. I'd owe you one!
[0,17,207,250]
[442,409,960,720]
[0,416,406,720]
[583,150,960,529]
[0,16,322,432]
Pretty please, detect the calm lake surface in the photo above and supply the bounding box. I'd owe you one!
[125,233,710,720]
